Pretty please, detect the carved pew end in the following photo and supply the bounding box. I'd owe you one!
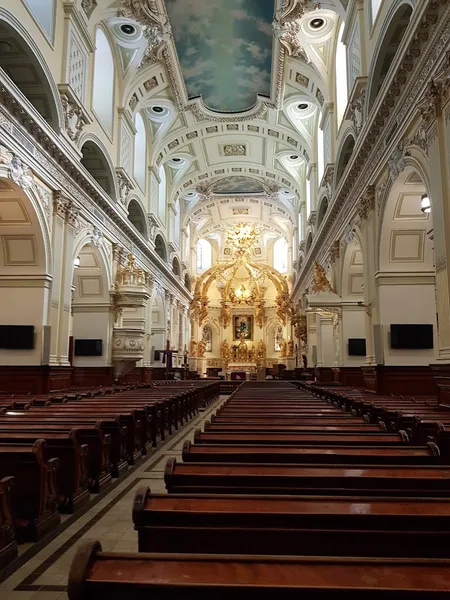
[68,540,102,600]
[164,457,176,489]
[132,486,150,527]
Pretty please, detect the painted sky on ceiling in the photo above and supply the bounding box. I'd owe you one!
[212,177,265,194]
[165,0,274,113]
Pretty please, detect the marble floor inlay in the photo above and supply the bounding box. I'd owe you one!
[0,396,225,600]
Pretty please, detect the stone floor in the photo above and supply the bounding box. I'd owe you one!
[0,396,225,600]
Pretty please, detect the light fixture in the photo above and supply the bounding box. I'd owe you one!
[74,256,80,268]
[421,193,431,214]
[120,23,136,35]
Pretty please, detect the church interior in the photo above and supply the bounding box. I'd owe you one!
[0,0,450,597]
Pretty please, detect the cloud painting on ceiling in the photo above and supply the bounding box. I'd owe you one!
[212,177,265,194]
[165,0,274,113]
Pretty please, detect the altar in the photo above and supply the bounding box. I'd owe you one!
[227,362,257,381]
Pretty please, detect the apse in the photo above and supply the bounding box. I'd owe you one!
[165,0,274,112]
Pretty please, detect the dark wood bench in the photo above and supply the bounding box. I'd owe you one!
[165,458,450,497]
[0,476,17,570]
[132,486,450,558]
[67,540,450,600]
[0,440,60,541]
[204,420,387,433]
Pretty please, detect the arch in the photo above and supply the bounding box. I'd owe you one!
[317,197,329,227]
[0,173,52,365]
[306,232,313,253]
[80,139,117,201]
[92,27,115,136]
[184,272,191,291]
[72,241,111,367]
[335,134,356,185]
[197,238,212,272]
[172,256,181,277]
[341,236,364,299]
[155,233,167,261]
[273,238,288,273]
[367,3,413,114]
[134,112,147,191]
[127,198,148,237]
[0,11,62,131]
[335,21,348,129]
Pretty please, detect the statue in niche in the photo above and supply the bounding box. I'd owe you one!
[189,337,197,357]
[249,346,256,363]
[280,339,287,358]
[257,340,266,364]
[203,325,212,352]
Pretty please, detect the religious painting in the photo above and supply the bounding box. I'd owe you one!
[233,315,253,341]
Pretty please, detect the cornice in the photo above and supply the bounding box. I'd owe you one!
[293,0,449,298]
[375,271,436,286]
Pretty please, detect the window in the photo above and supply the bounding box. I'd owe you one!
[317,122,324,185]
[203,326,212,352]
[134,113,147,191]
[273,238,288,273]
[158,165,166,223]
[371,0,383,25]
[92,29,115,136]
[335,22,348,129]
[24,0,55,41]
[274,326,283,352]
[197,239,212,272]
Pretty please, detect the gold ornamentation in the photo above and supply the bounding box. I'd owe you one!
[312,262,335,294]
[116,253,147,286]
[280,339,287,359]
[189,337,197,357]
[221,340,231,367]
[197,338,206,358]
[257,340,266,363]
[237,335,248,362]
[287,338,295,357]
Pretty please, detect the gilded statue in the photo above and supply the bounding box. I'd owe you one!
[257,340,266,363]
[280,339,287,359]
[198,296,209,326]
[275,294,292,326]
[255,301,265,329]
[221,340,231,367]
[221,302,231,329]
[189,337,197,357]
[312,261,335,294]
[197,338,206,358]
[287,338,295,356]
[237,336,248,362]
[249,346,256,363]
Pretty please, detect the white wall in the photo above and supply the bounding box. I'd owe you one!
[72,310,111,367]
[378,283,437,366]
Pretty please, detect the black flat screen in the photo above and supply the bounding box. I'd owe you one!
[348,338,366,356]
[390,324,433,349]
[0,325,34,349]
[74,339,103,356]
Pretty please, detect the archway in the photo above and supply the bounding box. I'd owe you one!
[317,197,329,227]
[0,17,61,130]
[367,4,413,113]
[184,272,191,291]
[0,176,51,370]
[172,257,181,277]
[80,140,117,200]
[335,134,355,185]
[127,199,147,237]
[378,166,436,365]
[154,234,167,261]
[306,232,313,253]
[71,241,111,370]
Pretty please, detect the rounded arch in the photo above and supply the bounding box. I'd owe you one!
[335,133,356,186]
[0,9,63,131]
[80,138,118,201]
[317,196,329,227]
[306,231,313,253]
[172,256,181,277]
[340,236,364,299]
[127,198,148,237]
[92,26,115,136]
[366,2,413,115]
[72,228,112,290]
[184,272,191,291]
[154,233,167,261]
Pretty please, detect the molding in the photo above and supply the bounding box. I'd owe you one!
[375,271,436,286]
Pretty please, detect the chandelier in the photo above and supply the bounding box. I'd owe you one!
[226,223,259,256]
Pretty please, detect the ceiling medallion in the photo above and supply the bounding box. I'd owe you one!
[223,144,246,157]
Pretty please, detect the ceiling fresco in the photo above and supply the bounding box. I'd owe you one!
[165,0,275,113]
[212,177,265,195]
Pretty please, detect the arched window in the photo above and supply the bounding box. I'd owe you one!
[336,135,356,185]
[197,239,212,272]
[371,0,383,25]
[318,197,329,226]
[155,234,167,261]
[92,29,115,136]
[273,238,288,273]
[203,326,212,352]
[172,257,181,277]
[24,0,55,41]
[134,113,147,191]
[317,122,324,185]
[127,199,147,236]
[158,165,166,223]
[335,22,348,129]
[306,232,313,253]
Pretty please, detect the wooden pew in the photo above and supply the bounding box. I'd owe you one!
[204,420,386,433]
[67,540,450,600]
[132,486,450,558]
[192,428,410,446]
[0,476,18,570]
[182,440,439,465]
[0,440,60,541]
[164,458,450,497]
